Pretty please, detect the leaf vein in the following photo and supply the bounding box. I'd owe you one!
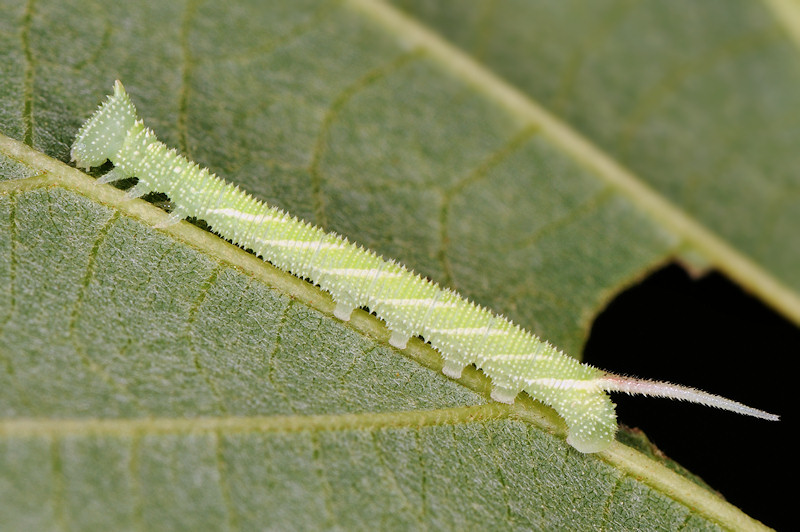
[308,48,423,228]
[0,404,512,440]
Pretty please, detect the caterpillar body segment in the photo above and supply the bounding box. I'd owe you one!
[71,82,779,454]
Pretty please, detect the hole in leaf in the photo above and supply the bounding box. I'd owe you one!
[584,264,793,530]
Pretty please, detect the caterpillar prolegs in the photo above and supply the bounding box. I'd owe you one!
[70,81,779,453]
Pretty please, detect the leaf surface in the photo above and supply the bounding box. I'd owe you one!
[1,0,795,529]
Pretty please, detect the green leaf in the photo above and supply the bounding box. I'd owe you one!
[1,0,793,529]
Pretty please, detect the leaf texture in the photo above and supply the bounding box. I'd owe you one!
[1,0,796,529]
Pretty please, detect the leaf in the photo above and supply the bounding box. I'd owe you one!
[0,0,794,529]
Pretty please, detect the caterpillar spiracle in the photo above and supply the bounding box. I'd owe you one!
[71,81,778,453]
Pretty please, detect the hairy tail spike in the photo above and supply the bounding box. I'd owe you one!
[598,374,779,421]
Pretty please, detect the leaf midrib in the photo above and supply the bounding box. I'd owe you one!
[347,0,800,327]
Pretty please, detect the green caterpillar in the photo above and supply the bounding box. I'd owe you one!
[71,81,778,453]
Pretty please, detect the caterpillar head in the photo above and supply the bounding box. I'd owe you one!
[71,80,139,170]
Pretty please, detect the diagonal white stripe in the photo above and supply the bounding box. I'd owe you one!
[253,239,340,250]
[525,378,600,391]
[372,298,459,307]
[317,268,404,278]
[204,208,279,222]
[426,327,492,335]
[488,353,539,361]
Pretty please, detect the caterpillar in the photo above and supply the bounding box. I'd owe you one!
[70,81,778,453]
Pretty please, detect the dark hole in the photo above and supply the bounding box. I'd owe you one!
[583,264,794,530]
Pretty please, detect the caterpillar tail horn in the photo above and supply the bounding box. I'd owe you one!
[597,374,779,421]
